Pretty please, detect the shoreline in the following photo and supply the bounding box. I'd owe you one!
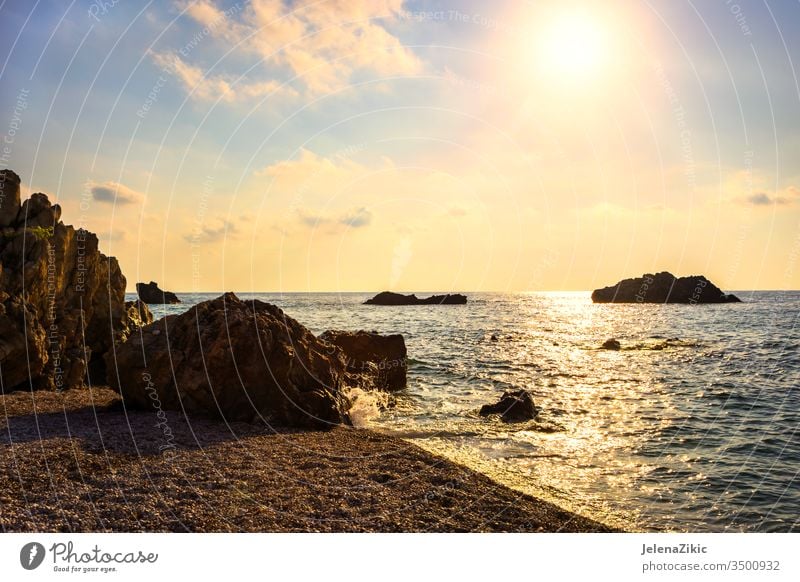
[0,387,616,532]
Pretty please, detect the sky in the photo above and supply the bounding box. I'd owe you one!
[1,0,799,292]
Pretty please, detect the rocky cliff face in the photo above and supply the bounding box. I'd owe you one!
[0,169,140,391]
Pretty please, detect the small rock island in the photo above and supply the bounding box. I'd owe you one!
[591,272,741,304]
[365,291,467,305]
[136,280,181,304]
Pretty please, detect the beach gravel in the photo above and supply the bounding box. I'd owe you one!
[0,387,615,532]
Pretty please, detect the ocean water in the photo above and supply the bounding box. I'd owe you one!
[130,291,800,532]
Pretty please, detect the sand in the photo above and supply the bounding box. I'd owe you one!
[0,387,615,532]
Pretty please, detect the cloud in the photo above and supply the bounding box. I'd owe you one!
[339,206,371,227]
[295,206,372,230]
[447,205,468,217]
[742,189,799,206]
[98,229,127,243]
[297,208,329,227]
[150,52,292,102]
[168,0,422,99]
[183,219,238,244]
[255,148,367,180]
[89,181,144,205]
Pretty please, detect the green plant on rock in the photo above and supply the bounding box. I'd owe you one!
[29,226,54,240]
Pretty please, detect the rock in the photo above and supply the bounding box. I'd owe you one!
[0,295,48,390]
[591,272,741,304]
[364,291,467,305]
[479,389,537,423]
[0,169,21,227]
[319,330,407,391]
[136,281,181,304]
[17,192,61,228]
[0,172,136,391]
[601,338,621,350]
[490,334,499,341]
[124,299,153,330]
[106,293,352,428]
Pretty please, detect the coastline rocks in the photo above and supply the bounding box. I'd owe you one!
[123,299,153,332]
[136,281,181,304]
[365,291,467,306]
[18,192,61,228]
[601,338,621,350]
[0,174,132,391]
[319,330,407,391]
[591,272,741,304]
[0,169,21,227]
[479,389,537,423]
[106,293,352,428]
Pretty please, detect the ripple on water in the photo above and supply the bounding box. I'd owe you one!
[130,291,800,532]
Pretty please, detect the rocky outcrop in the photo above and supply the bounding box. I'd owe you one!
[106,293,354,428]
[122,300,153,334]
[591,272,741,304]
[601,338,621,350]
[136,281,180,304]
[0,172,134,391]
[479,390,537,423]
[319,330,406,391]
[364,291,467,305]
[0,169,21,227]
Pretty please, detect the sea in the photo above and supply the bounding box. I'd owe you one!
[129,290,800,532]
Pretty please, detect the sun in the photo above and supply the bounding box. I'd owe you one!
[536,10,612,82]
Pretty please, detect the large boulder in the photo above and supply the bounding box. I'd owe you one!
[0,178,133,391]
[591,272,741,304]
[479,389,537,423]
[0,169,21,227]
[136,281,180,304]
[319,330,407,391]
[106,293,353,428]
[365,291,467,305]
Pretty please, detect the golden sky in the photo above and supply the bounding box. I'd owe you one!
[3,0,800,291]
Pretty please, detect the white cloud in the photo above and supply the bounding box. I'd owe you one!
[89,181,144,205]
[295,206,372,230]
[150,52,292,102]
[184,218,238,244]
[165,0,422,100]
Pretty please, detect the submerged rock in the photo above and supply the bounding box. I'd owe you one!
[319,330,407,391]
[601,338,621,350]
[136,280,181,304]
[479,389,537,423]
[364,291,467,306]
[0,172,134,391]
[591,272,741,304]
[106,293,354,428]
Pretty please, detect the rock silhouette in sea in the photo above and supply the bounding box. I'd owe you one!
[319,330,407,391]
[0,169,137,391]
[107,293,370,428]
[136,281,181,304]
[591,272,741,304]
[601,338,621,350]
[364,291,467,305]
[479,389,538,423]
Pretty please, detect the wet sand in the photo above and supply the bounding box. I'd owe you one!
[0,387,615,532]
